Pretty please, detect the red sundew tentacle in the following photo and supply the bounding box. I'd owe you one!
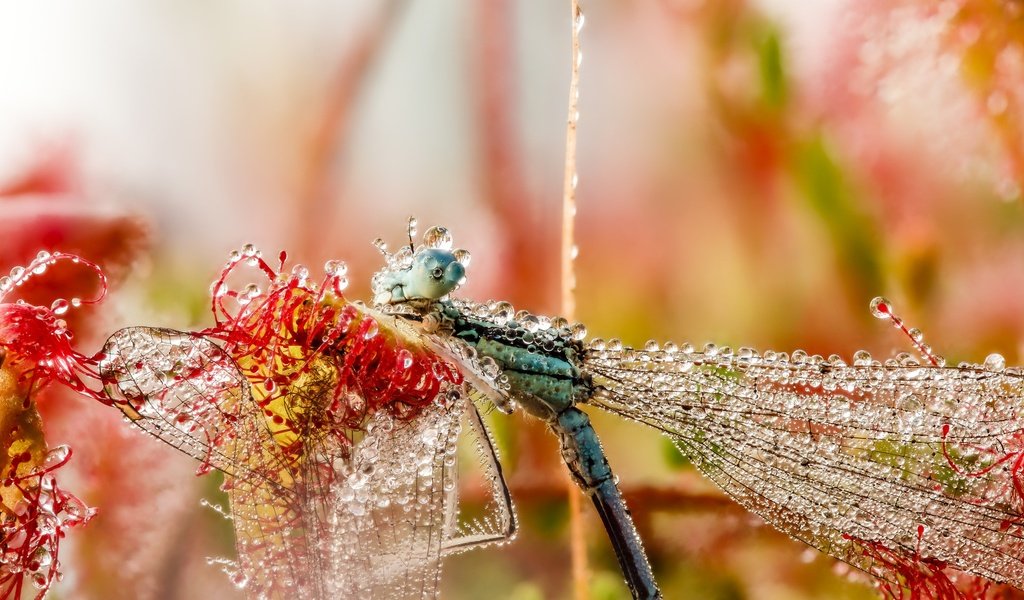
[939,424,1019,478]
[202,248,465,480]
[870,298,942,368]
[0,447,94,600]
[1010,453,1024,509]
[0,252,107,306]
[0,253,110,403]
[845,527,1004,600]
[939,423,1024,509]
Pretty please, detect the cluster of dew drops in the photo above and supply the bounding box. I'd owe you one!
[0,445,95,593]
[583,295,1013,378]
[213,243,351,308]
[0,250,94,329]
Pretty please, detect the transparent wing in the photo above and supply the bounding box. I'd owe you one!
[310,392,465,600]
[585,346,1024,587]
[218,344,470,600]
[99,327,314,596]
[98,326,286,483]
[409,325,517,554]
[442,392,517,555]
[100,324,509,599]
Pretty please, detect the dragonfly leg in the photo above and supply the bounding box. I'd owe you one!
[555,407,662,600]
[441,400,518,554]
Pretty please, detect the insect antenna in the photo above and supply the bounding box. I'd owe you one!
[407,215,418,253]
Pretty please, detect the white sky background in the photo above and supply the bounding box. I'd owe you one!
[0,1,571,256]
[0,0,851,289]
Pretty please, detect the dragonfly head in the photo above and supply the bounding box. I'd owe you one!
[371,219,470,307]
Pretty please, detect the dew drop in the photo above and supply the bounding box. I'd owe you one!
[50,299,69,315]
[570,322,588,341]
[487,301,513,325]
[241,243,257,257]
[422,226,453,250]
[44,445,70,468]
[869,296,891,319]
[324,259,348,276]
[398,349,414,369]
[479,356,500,379]
[984,353,1006,371]
[453,248,471,267]
[31,572,48,590]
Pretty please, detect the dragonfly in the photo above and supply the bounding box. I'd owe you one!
[95,219,1024,599]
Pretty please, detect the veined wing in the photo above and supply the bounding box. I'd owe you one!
[99,327,287,484]
[99,325,470,599]
[304,388,469,600]
[441,387,517,556]
[358,305,517,554]
[585,345,1024,588]
[99,327,316,597]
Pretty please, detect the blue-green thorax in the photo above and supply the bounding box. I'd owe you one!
[437,303,592,421]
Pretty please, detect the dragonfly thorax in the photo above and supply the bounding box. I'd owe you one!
[436,302,594,422]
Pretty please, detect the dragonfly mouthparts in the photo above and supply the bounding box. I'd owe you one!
[371,220,471,307]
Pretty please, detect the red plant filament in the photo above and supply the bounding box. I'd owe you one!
[938,423,1024,512]
[0,252,108,402]
[845,528,1001,600]
[204,250,463,457]
[0,447,93,600]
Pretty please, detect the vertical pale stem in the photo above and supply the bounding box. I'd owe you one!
[562,1,587,599]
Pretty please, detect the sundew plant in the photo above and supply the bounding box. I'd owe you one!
[3,1,1024,599]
